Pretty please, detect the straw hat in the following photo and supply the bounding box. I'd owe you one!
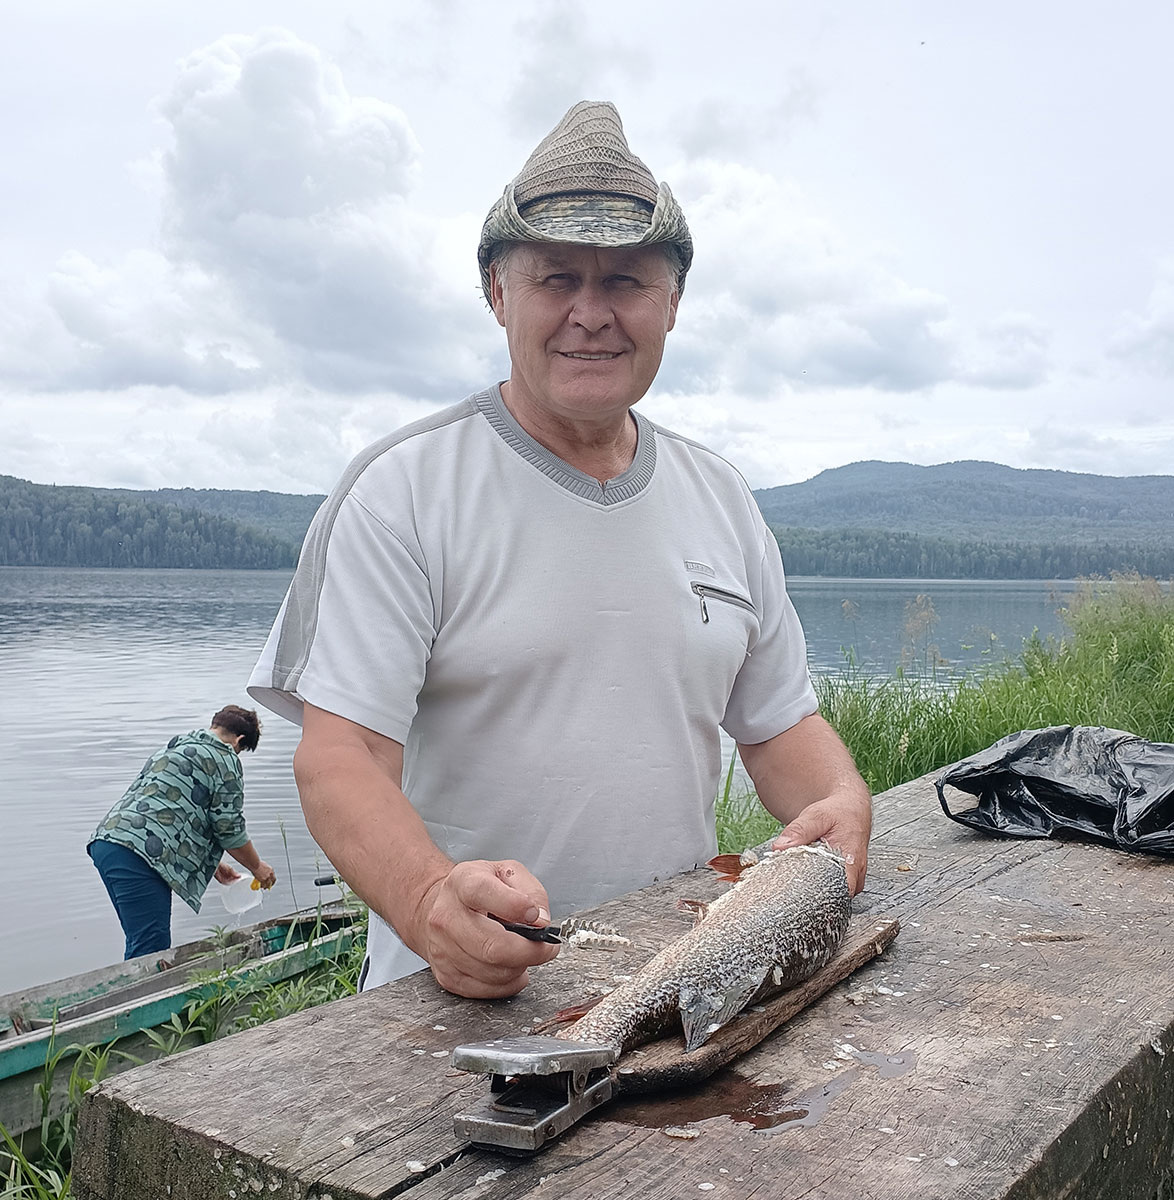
[477,100,693,303]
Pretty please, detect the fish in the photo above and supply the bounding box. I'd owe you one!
[553,841,851,1056]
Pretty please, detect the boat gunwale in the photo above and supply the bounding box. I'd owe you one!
[0,906,363,1081]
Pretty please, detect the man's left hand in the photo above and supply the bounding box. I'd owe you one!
[771,788,872,894]
[738,714,873,895]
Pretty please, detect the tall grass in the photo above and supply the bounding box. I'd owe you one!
[714,751,780,853]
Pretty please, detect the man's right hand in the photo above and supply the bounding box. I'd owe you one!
[412,859,560,998]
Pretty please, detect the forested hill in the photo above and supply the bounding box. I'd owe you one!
[0,476,304,569]
[4,461,1174,576]
[753,461,1174,578]
[753,460,1174,540]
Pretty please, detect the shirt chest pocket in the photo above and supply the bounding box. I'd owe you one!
[681,579,760,701]
[690,581,757,625]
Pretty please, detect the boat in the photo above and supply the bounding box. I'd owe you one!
[0,902,363,1140]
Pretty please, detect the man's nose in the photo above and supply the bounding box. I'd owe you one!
[568,283,614,332]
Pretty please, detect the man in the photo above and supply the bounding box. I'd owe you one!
[88,705,277,959]
[248,101,871,998]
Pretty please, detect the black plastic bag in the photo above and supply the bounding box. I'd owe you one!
[936,725,1174,855]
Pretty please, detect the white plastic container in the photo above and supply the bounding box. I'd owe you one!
[218,872,264,915]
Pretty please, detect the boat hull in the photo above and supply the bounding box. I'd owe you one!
[0,904,362,1140]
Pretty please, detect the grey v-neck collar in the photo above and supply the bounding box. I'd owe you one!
[476,384,657,506]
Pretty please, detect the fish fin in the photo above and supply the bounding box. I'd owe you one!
[678,972,768,1053]
[675,897,709,924]
[706,853,747,882]
[533,997,605,1033]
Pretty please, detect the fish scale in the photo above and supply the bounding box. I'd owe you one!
[555,842,851,1054]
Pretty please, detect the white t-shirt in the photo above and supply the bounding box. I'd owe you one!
[249,385,817,986]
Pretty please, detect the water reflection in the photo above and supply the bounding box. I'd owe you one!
[792,575,1071,678]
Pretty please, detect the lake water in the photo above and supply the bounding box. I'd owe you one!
[0,567,1074,994]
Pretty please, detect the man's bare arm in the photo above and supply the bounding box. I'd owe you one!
[737,712,872,894]
[293,703,557,996]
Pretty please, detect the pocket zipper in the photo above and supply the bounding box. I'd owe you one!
[691,581,756,624]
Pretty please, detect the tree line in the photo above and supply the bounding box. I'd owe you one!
[773,526,1174,580]
[0,477,297,569]
[6,471,1173,577]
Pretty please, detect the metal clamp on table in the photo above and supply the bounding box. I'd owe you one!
[451,1035,618,1154]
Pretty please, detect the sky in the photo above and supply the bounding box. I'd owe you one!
[2,1,1172,495]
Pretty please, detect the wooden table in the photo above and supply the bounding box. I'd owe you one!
[73,772,1174,1200]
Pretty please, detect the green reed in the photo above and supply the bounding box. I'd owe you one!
[714,750,780,853]
[1,1122,69,1200]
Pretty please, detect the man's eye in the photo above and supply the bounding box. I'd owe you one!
[543,273,576,287]
[607,276,641,289]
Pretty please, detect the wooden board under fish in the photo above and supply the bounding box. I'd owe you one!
[610,912,899,1095]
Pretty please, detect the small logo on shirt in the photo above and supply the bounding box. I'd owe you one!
[684,560,716,578]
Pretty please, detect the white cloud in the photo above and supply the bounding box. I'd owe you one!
[957,313,1051,390]
[0,29,501,401]
[1108,258,1174,377]
[0,249,263,393]
[672,82,819,161]
[162,29,420,228]
[503,9,648,133]
[659,162,1046,398]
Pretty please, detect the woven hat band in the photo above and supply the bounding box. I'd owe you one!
[519,194,655,244]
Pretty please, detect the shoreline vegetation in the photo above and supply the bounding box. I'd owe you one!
[4,573,1173,1196]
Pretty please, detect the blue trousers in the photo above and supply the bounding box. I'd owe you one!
[89,840,173,959]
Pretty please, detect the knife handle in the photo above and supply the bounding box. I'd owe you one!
[489,915,561,943]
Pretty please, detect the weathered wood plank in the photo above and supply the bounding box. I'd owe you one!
[72,773,1174,1200]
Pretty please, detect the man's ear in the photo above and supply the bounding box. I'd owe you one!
[666,286,679,333]
[489,263,508,328]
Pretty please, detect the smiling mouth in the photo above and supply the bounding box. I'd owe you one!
[559,351,620,360]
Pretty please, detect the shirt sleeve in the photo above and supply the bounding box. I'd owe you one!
[249,485,435,743]
[720,523,818,743]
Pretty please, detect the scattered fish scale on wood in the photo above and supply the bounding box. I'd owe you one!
[555,842,852,1056]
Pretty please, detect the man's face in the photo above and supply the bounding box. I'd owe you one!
[489,243,679,429]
